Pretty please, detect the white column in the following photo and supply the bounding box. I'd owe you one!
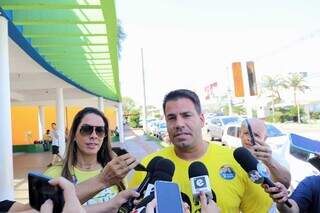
[38,106,45,140]
[117,102,124,143]
[98,97,104,112]
[56,88,66,158]
[0,15,14,200]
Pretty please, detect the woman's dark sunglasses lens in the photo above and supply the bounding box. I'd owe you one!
[80,125,93,135]
[95,127,105,137]
[80,125,105,137]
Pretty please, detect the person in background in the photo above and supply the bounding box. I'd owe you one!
[42,129,51,152]
[47,123,63,167]
[44,107,138,206]
[239,118,291,188]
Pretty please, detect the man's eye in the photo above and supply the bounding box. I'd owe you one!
[183,114,192,117]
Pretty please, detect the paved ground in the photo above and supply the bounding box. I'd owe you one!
[13,126,161,204]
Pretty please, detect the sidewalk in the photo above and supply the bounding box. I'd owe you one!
[12,127,162,204]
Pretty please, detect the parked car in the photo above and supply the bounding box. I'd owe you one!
[221,122,287,151]
[221,122,320,189]
[205,116,241,141]
[154,121,167,140]
[148,120,161,136]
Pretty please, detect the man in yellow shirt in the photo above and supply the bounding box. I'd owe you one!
[130,89,274,213]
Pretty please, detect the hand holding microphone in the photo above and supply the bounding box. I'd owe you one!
[233,147,292,208]
[262,182,290,204]
[188,161,216,204]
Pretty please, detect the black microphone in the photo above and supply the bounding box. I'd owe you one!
[142,158,175,197]
[134,159,175,210]
[188,161,216,204]
[233,147,292,208]
[118,156,164,213]
[134,170,175,209]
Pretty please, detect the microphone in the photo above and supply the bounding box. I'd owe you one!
[134,159,175,211]
[118,156,164,213]
[188,161,216,205]
[136,156,164,196]
[233,147,292,208]
[143,158,175,197]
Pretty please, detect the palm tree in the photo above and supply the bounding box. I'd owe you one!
[261,75,285,122]
[284,73,310,123]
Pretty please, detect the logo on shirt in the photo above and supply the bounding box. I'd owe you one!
[219,165,236,180]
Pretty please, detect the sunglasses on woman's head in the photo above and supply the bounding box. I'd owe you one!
[79,124,106,138]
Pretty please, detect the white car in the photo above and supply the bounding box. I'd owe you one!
[222,122,320,189]
[205,116,241,141]
[221,122,288,151]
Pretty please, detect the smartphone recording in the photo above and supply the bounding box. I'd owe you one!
[28,172,64,213]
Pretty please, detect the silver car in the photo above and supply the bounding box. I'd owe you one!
[205,116,240,141]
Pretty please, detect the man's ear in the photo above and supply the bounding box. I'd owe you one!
[199,113,205,127]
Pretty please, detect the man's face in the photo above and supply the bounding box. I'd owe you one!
[240,120,267,149]
[164,98,204,150]
[51,123,56,130]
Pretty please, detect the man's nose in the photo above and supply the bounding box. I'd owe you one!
[175,116,185,128]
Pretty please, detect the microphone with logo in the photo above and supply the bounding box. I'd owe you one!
[117,156,164,213]
[233,147,292,208]
[188,161,216,205]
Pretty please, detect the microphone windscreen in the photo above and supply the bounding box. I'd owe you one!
[154,158,175,177]
[150,171,173,183]
[147,156,164,173]
[188,161,208,178]
[233,147,259,172]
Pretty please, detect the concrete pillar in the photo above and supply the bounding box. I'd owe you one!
[117,102,124,143]
[98,97,104,112]
[38,106,45,140]
[0,15,14,200]
[56,88,66,158]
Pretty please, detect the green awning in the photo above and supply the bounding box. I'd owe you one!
[0,0,121,102]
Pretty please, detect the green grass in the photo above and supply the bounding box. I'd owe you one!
[145,134,170,148]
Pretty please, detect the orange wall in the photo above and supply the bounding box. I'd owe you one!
[11,106,117,145]
[11,106,39,145]
[105,108,117,130]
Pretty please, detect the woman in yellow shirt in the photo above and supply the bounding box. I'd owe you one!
[45,107,126,206]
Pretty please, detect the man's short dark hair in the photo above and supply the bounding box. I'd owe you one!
[162,89,202,114]
[51,122,56,126]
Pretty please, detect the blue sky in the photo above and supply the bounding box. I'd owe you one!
[116,0,320,108]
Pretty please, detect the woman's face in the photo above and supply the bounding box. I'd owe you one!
[75,113,106,156]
